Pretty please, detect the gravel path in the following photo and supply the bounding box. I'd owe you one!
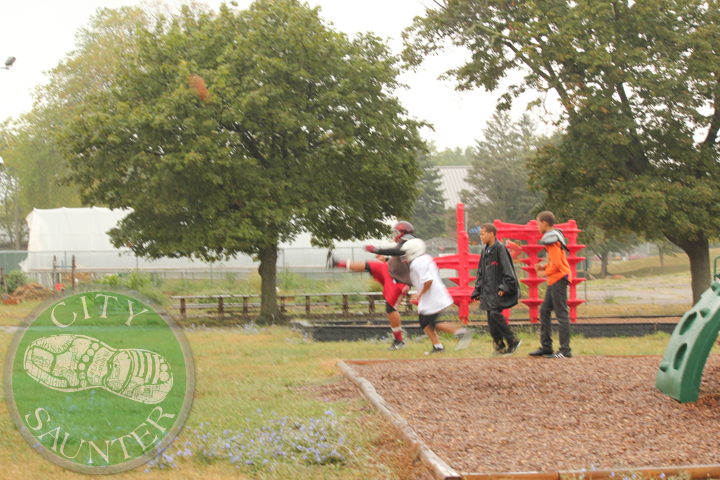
[351,355,720,474]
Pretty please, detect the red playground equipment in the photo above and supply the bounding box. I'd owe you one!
[429,203,586,324]
[494,219,586,323]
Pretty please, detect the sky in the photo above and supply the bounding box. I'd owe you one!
[0,0,551,150]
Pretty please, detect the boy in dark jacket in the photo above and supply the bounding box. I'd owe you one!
[471,224,522,356]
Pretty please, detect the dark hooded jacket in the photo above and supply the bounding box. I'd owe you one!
[373,233,416,285]
[471,240,520,311]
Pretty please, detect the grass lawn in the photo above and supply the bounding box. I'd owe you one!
[0,294,707,479]
[589,248,720,278]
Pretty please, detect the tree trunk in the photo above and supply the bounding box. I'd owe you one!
[600,251,610,279]
[657,244,665,275]
[258,243,280,324]
[670,234,710,305]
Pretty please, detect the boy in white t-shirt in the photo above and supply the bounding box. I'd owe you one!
[401,239,473,354]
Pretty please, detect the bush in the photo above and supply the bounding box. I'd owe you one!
[96,271,167,306]
[7,270,30,293]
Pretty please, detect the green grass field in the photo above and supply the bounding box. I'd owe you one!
[0,291,707,479]
[590,248,720,278]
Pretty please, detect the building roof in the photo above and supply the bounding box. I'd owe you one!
[433,166,472,209]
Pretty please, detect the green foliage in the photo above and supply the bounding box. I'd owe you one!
[0,6,151,242]
[96,271,167,305]
[60,1,424,259]
[58,1,425,316]
[463,112,543,225]
[404,0,720,302]
[6,270,29,293]
[422,141,474,166]
[412,152,448,238]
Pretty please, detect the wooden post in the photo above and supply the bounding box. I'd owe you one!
[369,293,375,314]
[52,255,57,290]
[218,297,224,319]
[405,293,413,313]
[305,295,310,315]
[71,255,76,292]
[280,295,286,314]
[180,298,186,318]
[342,294,349,316]
[243,296,249,317]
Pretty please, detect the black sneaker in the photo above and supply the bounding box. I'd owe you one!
[546,351,572,358]
[529,348,553,357]
[425,346,445,355]
[388,339,407,350]
[326,249,337,269]
[504,338,523,357]
[491,341,506,357]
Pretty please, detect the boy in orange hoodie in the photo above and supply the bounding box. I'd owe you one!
[529,211,573,359]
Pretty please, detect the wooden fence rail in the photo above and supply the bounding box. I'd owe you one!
[169,292,415,318]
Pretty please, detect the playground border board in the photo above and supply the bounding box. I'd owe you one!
[338,356,720,480]
[300,318,680,342]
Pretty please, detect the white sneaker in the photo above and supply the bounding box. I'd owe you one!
[454,327,474,350]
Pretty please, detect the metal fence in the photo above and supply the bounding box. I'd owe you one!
[1,243,487,289]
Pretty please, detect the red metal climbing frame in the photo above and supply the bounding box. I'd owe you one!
[431,204,586,324]
[494,219,586,323]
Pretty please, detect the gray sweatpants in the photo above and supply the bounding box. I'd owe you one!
[539,277,571,355]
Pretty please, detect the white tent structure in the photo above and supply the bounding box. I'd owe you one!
[20,207,388,283]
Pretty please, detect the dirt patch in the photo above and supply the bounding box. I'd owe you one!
[350,355,720,474]
[297,378,360,403]
[12,283,54,301]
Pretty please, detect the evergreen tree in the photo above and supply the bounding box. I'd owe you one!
[463,112,542,226]
[412,152,447,238]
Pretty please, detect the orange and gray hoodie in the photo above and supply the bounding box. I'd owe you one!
[541,230,572,286]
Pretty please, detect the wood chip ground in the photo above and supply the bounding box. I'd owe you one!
[351,355,720,474]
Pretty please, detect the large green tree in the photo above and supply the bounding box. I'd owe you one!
[60,0,424,320]
[404,0,720,303]
[463,111,542,224]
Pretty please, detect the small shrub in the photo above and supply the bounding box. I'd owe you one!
[7,270,30,293]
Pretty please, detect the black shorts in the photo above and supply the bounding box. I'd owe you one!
[419,313,441,329]
[385,302,396,314]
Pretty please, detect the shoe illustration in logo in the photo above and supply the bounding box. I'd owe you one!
[24,334,173,404]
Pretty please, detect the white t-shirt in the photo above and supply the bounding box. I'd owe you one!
[409,254,454,315]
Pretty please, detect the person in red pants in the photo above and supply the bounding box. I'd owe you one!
[327,253,409,350]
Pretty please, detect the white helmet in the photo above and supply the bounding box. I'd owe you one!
[401,238,426,263]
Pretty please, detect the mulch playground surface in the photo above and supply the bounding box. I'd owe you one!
[344,355,720,474]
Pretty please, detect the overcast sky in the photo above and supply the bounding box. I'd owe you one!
[0,0,551,150]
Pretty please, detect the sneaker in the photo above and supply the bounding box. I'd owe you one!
[491,341,506,357]
[529,348,553,357]
[425,346,445,355]
[325,249,337,269]
[24,334,173,404]
[388,339,407,350]
[454,328,474,351]
[503,338,523,357]
[546,351,572,358]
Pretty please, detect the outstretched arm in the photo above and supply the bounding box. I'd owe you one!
[370,245,404,256]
